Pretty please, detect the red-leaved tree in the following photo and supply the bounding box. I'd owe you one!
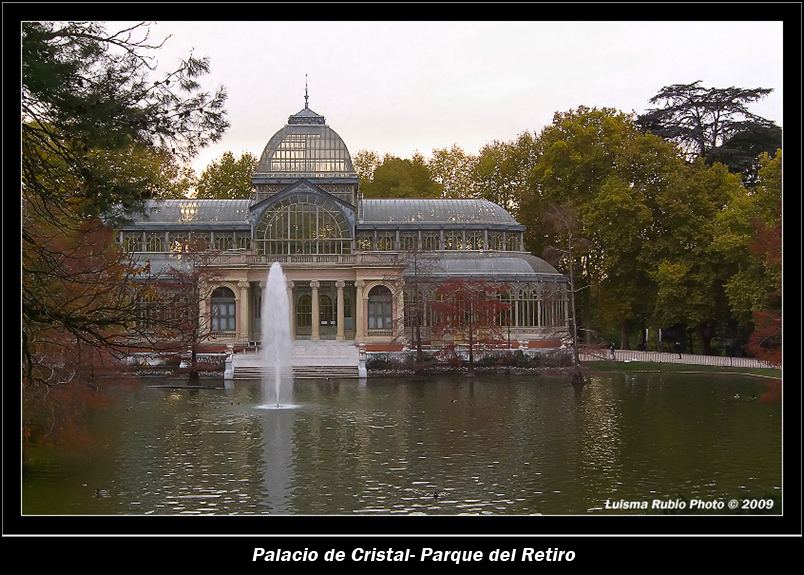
[430,279,511,372]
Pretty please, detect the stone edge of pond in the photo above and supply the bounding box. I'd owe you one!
[366,366,576,377]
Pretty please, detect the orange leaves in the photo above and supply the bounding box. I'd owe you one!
[746,310,781,367]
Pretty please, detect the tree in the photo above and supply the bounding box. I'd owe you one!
[398,247,443,365]
[522,105,751,353]
[428,144,477,198]
[430,279,511,373]
[23,22,228,220]
[195,150,257,199]
[144,241,226,383]
[711,150,782,359]
[584,175,656,348]
[360,153,441,198]
[521,107,672,347]
[637,81,776,160]
[22,203,156,384]
[89,141,197,199]
[649,159,745,354]
[473,132,538,218]
[542,204,587,384]
[22,22,229,428]
[353,149,382,190]
[21,200,161,444]
[704,125,782,187]
[522,107,639,258]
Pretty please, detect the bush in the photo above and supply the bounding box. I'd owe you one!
[366,355,394,370]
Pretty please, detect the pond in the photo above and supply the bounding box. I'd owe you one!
[22,372,781,516]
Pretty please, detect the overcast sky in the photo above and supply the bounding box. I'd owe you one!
[135,21,784,174]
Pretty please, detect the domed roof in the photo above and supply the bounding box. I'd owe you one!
[254,100,356,179]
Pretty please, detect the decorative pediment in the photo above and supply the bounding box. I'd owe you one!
[248,178,356,232]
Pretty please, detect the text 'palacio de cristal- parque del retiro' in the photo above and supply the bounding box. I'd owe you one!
[116,95,571,378]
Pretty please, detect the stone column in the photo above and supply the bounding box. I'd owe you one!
[237,280,250,342]
[335,279,345,341]
[258,280,266,342]
[394,280,405,338]
[286,280,295,339]
[310,280,320,341]
[355,279,365,342]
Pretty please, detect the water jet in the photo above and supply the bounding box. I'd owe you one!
[259,262,294,408]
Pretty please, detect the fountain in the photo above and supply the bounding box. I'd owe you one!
[259,262,294,408]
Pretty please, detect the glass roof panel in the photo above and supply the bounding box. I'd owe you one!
[404,252,566,282]
[360,199,519,225]
[130,200,252,225]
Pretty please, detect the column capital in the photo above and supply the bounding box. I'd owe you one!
[237,280,250,289]
[310,280,320,289]
[355,279,365,288]
[286,280,294,289]
[335,279,345,289]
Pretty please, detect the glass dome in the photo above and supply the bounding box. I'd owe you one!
[254,105,356,179]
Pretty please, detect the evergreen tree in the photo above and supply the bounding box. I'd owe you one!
[637,81,776,160]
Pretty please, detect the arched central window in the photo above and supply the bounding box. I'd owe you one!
[256,193,351,255]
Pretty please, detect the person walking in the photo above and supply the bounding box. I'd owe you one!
[610,342,616,360]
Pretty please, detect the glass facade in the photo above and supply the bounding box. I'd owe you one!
[255,193,351,255]
[117,101,569,345]
[403,283,566,330]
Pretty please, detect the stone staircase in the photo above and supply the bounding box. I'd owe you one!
[230,340,360,379]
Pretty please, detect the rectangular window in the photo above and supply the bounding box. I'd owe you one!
[212,302,236,331]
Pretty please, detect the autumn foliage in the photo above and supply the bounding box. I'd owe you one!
[430,279,511,371]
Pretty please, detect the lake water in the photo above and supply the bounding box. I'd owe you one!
[22,372,782,516]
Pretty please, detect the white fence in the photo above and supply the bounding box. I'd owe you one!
[580,349,778,370]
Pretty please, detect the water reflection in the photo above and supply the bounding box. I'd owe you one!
[22,373,781,515]
[258,407,297,513]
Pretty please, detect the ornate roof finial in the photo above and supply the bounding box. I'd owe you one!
[304,74,309,109]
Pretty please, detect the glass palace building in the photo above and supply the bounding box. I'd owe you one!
[118,100,570,351]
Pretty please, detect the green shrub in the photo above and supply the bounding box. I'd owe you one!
[366,355,393,370]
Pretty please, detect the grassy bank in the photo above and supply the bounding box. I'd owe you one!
[583,360,781,379]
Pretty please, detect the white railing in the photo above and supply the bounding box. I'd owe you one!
[579,349,778,370]
[204,253,404,266]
